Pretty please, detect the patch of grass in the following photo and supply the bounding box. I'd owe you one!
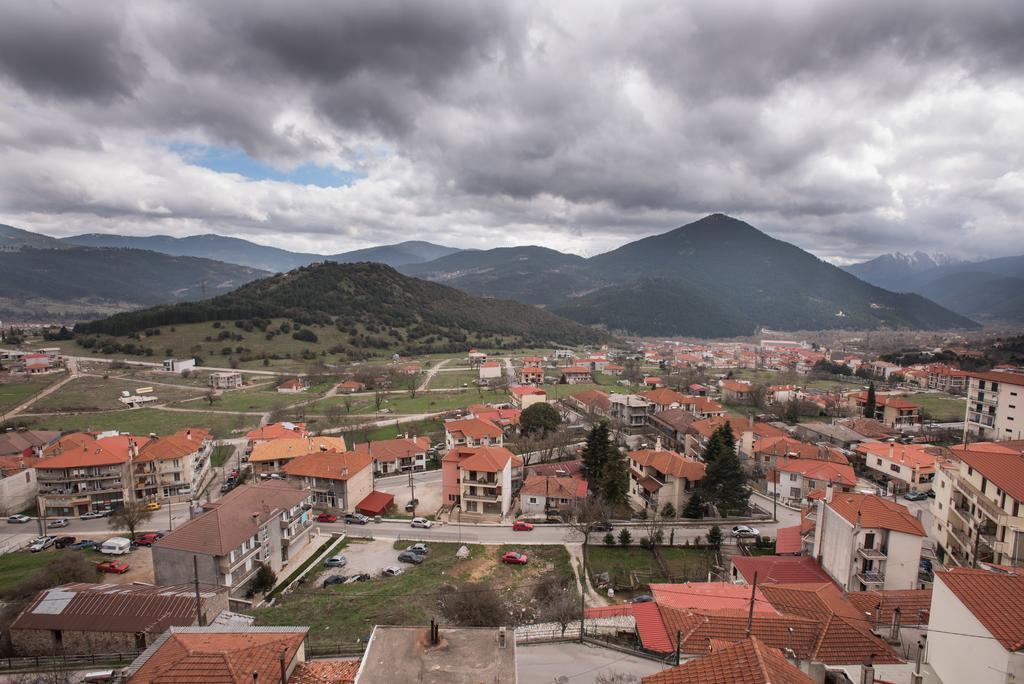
[0,376,59,414]
[210,445,235,467]
[33,375,204,412]
[17,408,259,439]
[907,392,967,422]
[198,387,320,412]
[267,536,348,600]
[427,370,480,389]
[342,420,444,446]
[0,551,56,591]
[586,545,716,587]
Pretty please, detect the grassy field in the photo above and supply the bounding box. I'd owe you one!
[309,388,509,416]
[210,444,235,467]
[342,419,445,447]
[32,375,205,412]
[0,375,60,414]
[0,551,64,591]
[16,408,259,439]
[189,386,321,412]
[253,542,572,645]
[427,370,480,389]
[907,392,967,422]
[587,545,716,589]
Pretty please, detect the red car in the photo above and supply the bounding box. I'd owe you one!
[316,513,338,523]
[512,521,534,531]
[502,551,529,565]
[134,532,164,546]
[97,561,130,574]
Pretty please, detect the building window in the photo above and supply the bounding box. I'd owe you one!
[528,497,538,504]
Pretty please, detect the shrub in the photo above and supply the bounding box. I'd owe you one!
[617,528,632,546]
[603,532,616,546]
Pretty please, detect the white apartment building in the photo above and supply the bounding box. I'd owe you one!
[812,490,926,592]
[964,370,1024,441]
[856,442,938,495]
[932,442,1024,568]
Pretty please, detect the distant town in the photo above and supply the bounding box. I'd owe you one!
[1,327,1022,683]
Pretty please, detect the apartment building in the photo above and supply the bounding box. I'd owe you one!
[608,393,652,428]
[518,366,544,384]
[561,367,593,384]
[248,436,347,475]
[932,442,1024,568]
[927,364,968,392]
[509,385,547,409]
[36,433,131,516]
[353,436,430,475]
[848,392,922,430]
[444,417,503,451]
[767,458,857,506]
[153,482,313,596]
[441,445,521,516]
[282,448,373,512]
[812,490,926,591]
[964,370,1024,440]
[627,440,705,514]
[856,442,939,495]
[131,428,213,502]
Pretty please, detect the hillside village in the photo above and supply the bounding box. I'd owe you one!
[1,330,1023,684]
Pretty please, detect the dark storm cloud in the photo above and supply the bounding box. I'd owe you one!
[0,0,1022,260]
[0,2,143,101]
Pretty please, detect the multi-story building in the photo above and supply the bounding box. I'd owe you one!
[441,445,521,516]
[248,436,347,475]
[354,436,431,475]
[518,366,544,384]
[36,433,131,516]
[444,417,503,451]
[627,440,705,514]
[282,449,372,512]
[208,371,243,390]
[856,442,938,495]
[561,366,592,384]
[608,393,652,429]
[509,385,547,409]
[520,474,588,515]
[152,482,313,597]
[847,392,922,430]
[926,364,968,392]
[932,442,1024,568]
[131,428,213,502]
[812,490,926,592]
[767,458,857,506]
[964,370,1024,440]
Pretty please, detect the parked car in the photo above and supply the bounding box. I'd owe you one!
[592,521,613,532]
[323,575,347,587]
[345,513,370,525]
[69,539,97,550]
[398,551,425,564]
[79,510,109,520]
[731,525,760,538]
[347,573,371,583]
[404,499,419,512]
[99,537,132,555]
[502,551,529,565]
[145,502,161,511]
[53,536,77,548]
[6,514,30,524]
[96,560,130,574]
[631,595,655,604]
[903,491,929,502]
[220,482,234,493]
[382,566,404,577]
[29,536,55,553]
[512,521,534,532]
[47,518,69,529]
[316,513,338,523]
[324,555,347,568]
[134,532,164,546]
[406,543,429,556]
[410,517,433,529]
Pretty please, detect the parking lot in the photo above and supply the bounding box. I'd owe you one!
[375,470,443,517]
[314,538,415,584]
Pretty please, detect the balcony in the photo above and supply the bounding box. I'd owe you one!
[462,491,500,503]
[946,525,971,550]
[856,570,886,586]
[955,479,1004,521]
[858,545,887,560]
[462,475,498,486]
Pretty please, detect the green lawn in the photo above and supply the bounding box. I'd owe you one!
[33,375,204,412]
[427,370,480,389]
[907,392,967,422]
[0,551,61,591]
[0,376,59,414]
[342,419,444,447]
[255,542,571,645]
[16,408,259,439]
[587,545,716,588]
[210,445,235,467]
[193,387,320,412]
[311,388,508,416]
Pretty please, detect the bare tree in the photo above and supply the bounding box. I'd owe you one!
[438,581,509,627]
[204,389,220,406]
[342,395,353,414]
[109,500,155,540]
[373,388,386,412]
[538,585,580,637]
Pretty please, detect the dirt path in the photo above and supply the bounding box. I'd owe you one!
[418,358,451,391]
[567,543,607,608]
[1,360,78,422]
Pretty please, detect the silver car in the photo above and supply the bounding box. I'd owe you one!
[48,518,69,528]
[382,566,404,577]
[29,536,55,553]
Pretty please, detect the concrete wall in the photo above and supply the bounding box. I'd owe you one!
[816,504,855,590]
[884,530,924,590]
[345,467,373,513]
[928,575,1020,684]
[0,468,37,516]
[501,461,513,517]
[153,547,221,587]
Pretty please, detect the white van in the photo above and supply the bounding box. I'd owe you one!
[99,537,132,555]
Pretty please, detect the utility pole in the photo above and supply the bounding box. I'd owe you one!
[169,498,173,530]
[745,571,759,636]
[408,472,416,516]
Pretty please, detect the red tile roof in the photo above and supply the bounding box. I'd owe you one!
[731,556,833,585]
[641,388,690,407]
[282,449,372,481]
[966,370,1024,386]
[629,449,705,481]
[353,437,430,463]
[135,429,210,463]
[520,474,587,498]
[846,589,932,626]
[39,432,129,468]
[563,366,592,375]
[127,627,307,683]
[756,437,848,464]
[721,380,752,393]
[632,600,674,653]
[826,493,925,536]
[936,569,1024,650]
[454,445,519,473]
[571,389,610,412]
[950,442,1024,503]
[774,525,803,555]
[641,637,815,684]
[651,583,776,614]
[510,386,546,397]
[444,417,503,440]
[857,442,939,471]
[289,659,360,684]
[356,490,394,516]
[773,459,857,487]
[246,422,307,442]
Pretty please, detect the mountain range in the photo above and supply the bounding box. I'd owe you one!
[62,233,459,271]
[845,252,1024,324]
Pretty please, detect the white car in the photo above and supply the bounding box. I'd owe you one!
[731,525,760,538]
[6,514,31,524]
[410,517,433,529]
[79,511,106,520]
[48,518,69,528]
[29,536,55,552]
[406,543,430,556]
[382,566,404,577]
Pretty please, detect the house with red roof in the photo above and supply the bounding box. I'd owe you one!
[518,365,544,385]
[283,449,373,512]
[467,348,488,367]
[37,432,137,517]
[520,474,587,515]
[443,417,504,451]
[561,366,593,384]
[847,391,921,430]
[641,637,815,684]
[857,442,939,494]
[639,388,690,413]
[245,421,307,450]
[509,385,547,409]
[441,445,522,517]
[929,568,1024,684]
[353,436,430,475]
[719,379,753,403]
[768,457,857,506]
[642,376,664,389]
[132,428,213,502]
[336,379,366,394]
[276,378,308,393]
[812,490,926,592]
[627,439,705,515]
[729,555,834,585]
[478,360,502,380]
[467,404,522,434]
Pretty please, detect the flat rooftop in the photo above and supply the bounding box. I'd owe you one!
[357,625,516,683]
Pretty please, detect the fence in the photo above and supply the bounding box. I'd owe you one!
[0,651,138,672]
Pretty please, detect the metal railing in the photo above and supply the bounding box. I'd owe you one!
[0,651,139,672]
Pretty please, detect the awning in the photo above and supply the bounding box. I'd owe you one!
[356,491,395,516]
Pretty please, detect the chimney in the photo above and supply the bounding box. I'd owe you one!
[825,483,834,504]
[655,436,663,452]
[888,443,895,460]
[279,647,287,684]
[889,607,902,642]
[498,626,507,649]
[186,429,192,441]
[861,656,874,684]
[748,413,754,429]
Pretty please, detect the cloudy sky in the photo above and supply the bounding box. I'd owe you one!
[1,0,1022,264]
